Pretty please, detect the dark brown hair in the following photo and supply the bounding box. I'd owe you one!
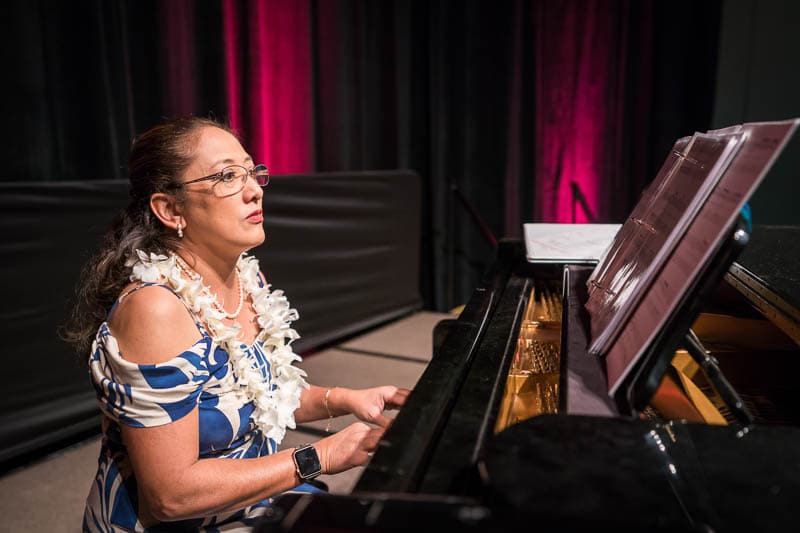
[62,116,231,357]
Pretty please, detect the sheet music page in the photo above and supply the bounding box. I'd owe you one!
[586,137,691,309]
[604,119,799,396]
[587,132,744,356]
[524,224,621,263]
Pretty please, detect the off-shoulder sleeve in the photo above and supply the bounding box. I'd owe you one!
[88,322,212,427]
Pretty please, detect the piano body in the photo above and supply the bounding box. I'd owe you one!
[256,225,800,532]
[256,120,800,531]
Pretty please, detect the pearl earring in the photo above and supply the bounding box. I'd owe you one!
[177,221,183,238]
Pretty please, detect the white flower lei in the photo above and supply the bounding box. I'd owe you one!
[126,249,309,443]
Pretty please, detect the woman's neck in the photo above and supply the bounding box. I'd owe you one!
[174,245,240,291]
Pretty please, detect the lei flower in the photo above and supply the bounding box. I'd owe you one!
[125,250,309,443]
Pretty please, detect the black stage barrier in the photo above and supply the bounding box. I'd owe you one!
[0,170,421,469]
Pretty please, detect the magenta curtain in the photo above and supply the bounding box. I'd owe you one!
[222,0,314,173]
[533,0,640,223]
[160,0,197,116]
[223,0,244,135]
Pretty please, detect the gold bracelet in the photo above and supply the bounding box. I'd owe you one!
[324,388,334,432]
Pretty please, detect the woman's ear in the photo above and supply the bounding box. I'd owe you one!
[150,193,183,232]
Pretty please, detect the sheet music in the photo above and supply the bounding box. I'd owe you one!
[524,224,621,263]
[603,119,799,396]
[587,137,692,308]
[585,137,691,309]
[587,131,745,356]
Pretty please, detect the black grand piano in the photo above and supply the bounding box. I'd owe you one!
[256,123,800,532]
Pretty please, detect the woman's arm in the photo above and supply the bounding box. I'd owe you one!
[295,385,410,427]
[122,408,298,522]
[111,287,382,523]
[294,385,337,423]
[121,405,381,522]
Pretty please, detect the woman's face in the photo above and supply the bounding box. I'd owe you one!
[179,126,266,257]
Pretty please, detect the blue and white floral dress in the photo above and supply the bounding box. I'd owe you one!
[82,282,318,532]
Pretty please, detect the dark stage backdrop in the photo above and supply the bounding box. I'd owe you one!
[1,0,721,310]
[0,171,421,469]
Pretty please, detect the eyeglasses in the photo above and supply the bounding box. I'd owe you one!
[175,164,269,197]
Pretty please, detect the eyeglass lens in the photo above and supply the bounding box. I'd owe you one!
[212,165,269,196]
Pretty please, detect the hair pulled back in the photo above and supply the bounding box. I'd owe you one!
[62,116,230,358]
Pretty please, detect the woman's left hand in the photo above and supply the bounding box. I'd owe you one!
[342,386,410,428]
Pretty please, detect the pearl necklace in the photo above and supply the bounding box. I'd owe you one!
[173,254,245,319]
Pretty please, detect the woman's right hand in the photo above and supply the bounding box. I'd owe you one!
[315,422,385,475]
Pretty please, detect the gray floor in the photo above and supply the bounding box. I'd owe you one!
[0,311,450,532]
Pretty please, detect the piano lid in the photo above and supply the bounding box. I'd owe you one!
[726,225,800,344]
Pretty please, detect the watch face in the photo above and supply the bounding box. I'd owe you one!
[294,445,322,479]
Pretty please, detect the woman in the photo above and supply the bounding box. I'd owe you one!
[64,116,409,531]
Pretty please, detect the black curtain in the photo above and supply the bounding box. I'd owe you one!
[1,0,227,183]
[309,0,722,310]
[1,0,722,312]
[312,0,518,311]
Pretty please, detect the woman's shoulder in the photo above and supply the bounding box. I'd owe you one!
[115,282,186,316]
[108,283,205,365]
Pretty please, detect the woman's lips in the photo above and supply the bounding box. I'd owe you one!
[247,210,263,223]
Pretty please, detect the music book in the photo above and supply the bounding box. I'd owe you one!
[587,131,745,356]
[588,119,799,411]
[523,223,621,263]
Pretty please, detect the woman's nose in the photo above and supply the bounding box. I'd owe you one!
[243,173,263,201]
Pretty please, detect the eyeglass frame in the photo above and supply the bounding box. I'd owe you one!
[170,164,270,195]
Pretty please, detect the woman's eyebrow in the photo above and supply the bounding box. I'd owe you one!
[209,155,254,168]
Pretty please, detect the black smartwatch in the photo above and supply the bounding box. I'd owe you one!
[292,444,322,481]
